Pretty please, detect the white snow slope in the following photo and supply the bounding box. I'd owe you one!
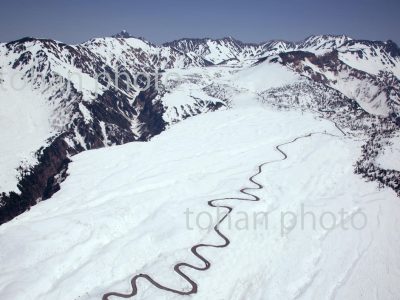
[0,78,54,192]
[1,99,399,300]
[376,134,400,171]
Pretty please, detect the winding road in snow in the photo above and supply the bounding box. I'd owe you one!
[102,128,344,300]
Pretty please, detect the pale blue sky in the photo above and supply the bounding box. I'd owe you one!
[0,0,399,44]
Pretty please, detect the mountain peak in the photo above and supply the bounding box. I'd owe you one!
[385,40,400,57]
[112,30,132,39]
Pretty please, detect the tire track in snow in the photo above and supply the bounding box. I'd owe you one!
[103,129,344,300]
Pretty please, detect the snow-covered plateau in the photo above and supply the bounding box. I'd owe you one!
[1,104,399,300]
[0,32,400,299]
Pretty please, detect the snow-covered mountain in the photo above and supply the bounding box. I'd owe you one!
[0,32,399,225]
[276,50,400,117]
[1,31,400,300]
[295,34,351,53]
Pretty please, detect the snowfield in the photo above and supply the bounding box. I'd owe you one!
[376,134,400,172]
[0,78,53,192]
[232,60,301,93]
[1,103,399,300]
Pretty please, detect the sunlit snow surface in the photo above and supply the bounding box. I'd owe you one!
[376,134,400,172]
[0,79,53,192]
[0,102,399,299]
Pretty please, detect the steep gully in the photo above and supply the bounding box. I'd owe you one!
[103,121,346,299]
